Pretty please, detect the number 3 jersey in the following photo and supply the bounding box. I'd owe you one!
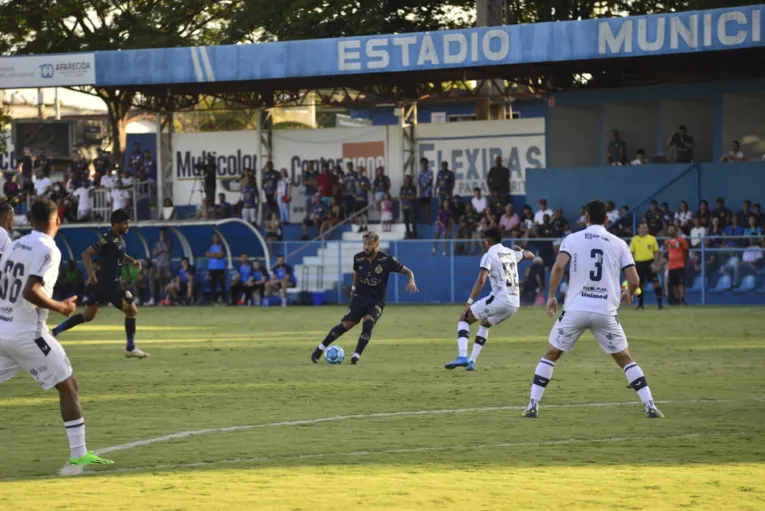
[559,224,635,315]
[0,231,61,339]
[480,243,524,308]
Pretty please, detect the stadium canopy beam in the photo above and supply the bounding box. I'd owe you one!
[169,226,194,266]
[56,231,75,261]
[131,228,151,261]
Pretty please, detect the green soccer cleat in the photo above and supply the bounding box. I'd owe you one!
[69,451,114,466]
[521,403,538,418]
[646,407,665,419]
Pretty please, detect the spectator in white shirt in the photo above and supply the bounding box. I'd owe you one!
[111,176,130,212]
[675,200,693,232]
[72,183,92,222]
[689,215,707,248]
[33,169,52,198]
[631,149,646,166]
[100,170,115,190]
[732,236,764,287]
[534,198,553,225]
[720,140,745,162]
[605,200,619,226]
[471,187,488,214]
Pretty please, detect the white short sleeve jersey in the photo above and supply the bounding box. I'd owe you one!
[0,227,11,258]
[0,231,61,339]
[479,243,524,306]
[559,225,634,315]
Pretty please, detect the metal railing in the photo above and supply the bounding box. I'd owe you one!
[286,202,374,261]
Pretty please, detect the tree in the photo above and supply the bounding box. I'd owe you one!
[0,106,10,155]
[0,0,239,165]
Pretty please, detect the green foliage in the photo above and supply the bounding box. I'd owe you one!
[0,107,10,155]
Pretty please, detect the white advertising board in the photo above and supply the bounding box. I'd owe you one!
[0,54,96,88]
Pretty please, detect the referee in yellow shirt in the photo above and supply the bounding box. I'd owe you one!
[629,222,664,310]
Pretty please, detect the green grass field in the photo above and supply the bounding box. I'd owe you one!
[1,305,764,510]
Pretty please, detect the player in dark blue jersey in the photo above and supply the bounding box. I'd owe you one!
[311,231,418,365]
[52,209,148,359]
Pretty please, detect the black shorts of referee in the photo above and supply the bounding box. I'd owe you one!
[636,260,657,286]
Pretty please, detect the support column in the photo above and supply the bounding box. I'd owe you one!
[475,0,507,121]
[256,108,273,225]
[401,101,417,177]
[159,90,175,218]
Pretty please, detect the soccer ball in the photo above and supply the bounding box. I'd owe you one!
[324,346,345,364]
[621,280,642,296]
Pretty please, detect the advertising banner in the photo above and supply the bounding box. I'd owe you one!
[0,54,96,88]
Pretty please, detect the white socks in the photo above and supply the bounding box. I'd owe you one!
[624,362,655,408]
[469,326,489,362]
[64,418,87,459]
[528,358,555,407]
[457,321,469,358]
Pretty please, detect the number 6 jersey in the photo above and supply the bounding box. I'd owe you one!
[479,243,524,307]
[558,225,635,315]
[0,231,61,339]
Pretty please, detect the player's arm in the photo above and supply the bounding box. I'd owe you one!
[623,265,640,298]
[513,246,535,261]
[125,254,142,269]
[397,265,418,294]
[82,245,98,283]
[546,251,570,317]
[24,277,76,316]
[466,269,488,305]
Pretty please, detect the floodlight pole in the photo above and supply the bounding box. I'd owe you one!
[476,0,508,121]
[256,108,273,225]
[401,101,417,177]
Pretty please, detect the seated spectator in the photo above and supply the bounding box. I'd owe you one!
[731,237,764,287]
[265,255,295,307]
[487,188,506,226]
[520,205,535,236]
[605,200,619,227]
[451,194,465,230]
[753,203,764,227]
[3,173,21,209]
[723,215,745,247]
[471,188,487,215]
[737,200,753,226]
[72,182,92,222]
[301,195,328,241]
[689,215,707,248]
[165,257,196,306]
[161,197,176,220]
[521,256,545,305]
[631,149,646,166]
[744,215,762,236]
[675,200,693,232]
[575,205,587,230]
[323,197,342,238]
[698,199,711,227]
[712,197,732,227]
[215,193,232,219]
[643,200,664,236]
[250,260,268,303]
[534,198,553,225]
[606,129,627,165]
[499,204,520,237]
[551,208,570,237]
[611,205,633,237]
[706,217,725,248]
[266,212,283,242]
[230,253,257,306]
[720,140,745,162]
[455,202,477,255]
[660,202,674,228]
[432,199,453,256]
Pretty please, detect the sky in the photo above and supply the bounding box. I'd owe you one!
[5,87,107,111]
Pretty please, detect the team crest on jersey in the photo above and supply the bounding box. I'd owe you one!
[375,265,382,274]
[97,237,107,246]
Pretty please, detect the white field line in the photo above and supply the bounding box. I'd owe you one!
[90,432,741,477]
[95,399,730,455]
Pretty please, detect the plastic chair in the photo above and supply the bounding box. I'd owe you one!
[725,256,740,267]
[733,275,757,293]
[709,274,732,293]
[687,276,704,293]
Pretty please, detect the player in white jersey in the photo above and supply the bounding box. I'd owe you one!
[444,228,534,371]
[521,200,663,419]
[0,203,15,256]
[0,200,114,472]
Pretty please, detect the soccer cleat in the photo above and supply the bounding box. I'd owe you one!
[444,356,468,370]
[125,347,149,359]
[466,361,476,371]
[636,305,644,310]
[69,451,114,466]
[311,347,323,364]
[350,355,359,365]
[646,406,664,419]
[521,403,538,418]
[658,303,664,310]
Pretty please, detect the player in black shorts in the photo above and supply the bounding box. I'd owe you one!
[311,231,418,365]
[53,209,149,359]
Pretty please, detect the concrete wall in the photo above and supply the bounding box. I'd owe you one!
[603,102,658,161]
[661,100,714,162]
[723,93,765,160]
[547,106,600,168]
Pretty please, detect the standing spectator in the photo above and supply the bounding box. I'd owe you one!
[737,200,753,226]
[675,200,693,232]
[332,169,345,212]
[630,222,663,310]
[435,161,454,203]
[712,197,732,227]
[689,215,707,248]
[533,198,553,225]
[277,168,291,224]
[576,205,587,230]
[240,169,258,225]
[499,204,520,237]
[660,202,674,227]
[33,168,52,198]
[418,157,433,225]
[698,200,711,227]
[341,163,357,220]
[3,173,21,210]
[611,205,633,237]
[720,140,745,162]
[266,212,283,247]
[111,174,131,213]
[18,146,35,196]
[744,215,762,236]
[36,149,51,177]
[202,154,217,219]
[262,161,280,218]
[665,225,689,305]
[520,205,535,236]
[301,195,328,241]
[451,194,465,230]
[471,187,488,215]
[161,197,176,220]
[380,193,393,232]
[521,256,545,305]
[71,151,88,186]
[643,200,664,236]
[72,182,92,222]
[93,148,109,183]
[605,200,619,227]
[752,203,764,227]
[723,215,745,247]
[302,160,319,214]
[486,156,509,200]
[537,214,557,267]
[129,142,143,168]
[354,167,371,232]
[372,167,390,217]
[215,193,233,219]
[142,151,157,181]
[206,233,227,305]
[551,208,570,237]
[317,164,335,206]
[606,129,627,165]
[265,255,295,307]
[630,148,646,166]
[153,228,174,303]
[323,197,342,239]
[667,125,694,163]
[229,253,256,306]
[399,175,417,239]
[432,199,453,256]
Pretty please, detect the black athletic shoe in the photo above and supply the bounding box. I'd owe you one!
[657,303,664,310]
[311,347,323,364]
[351,355,359,365]
[636,305,644,310]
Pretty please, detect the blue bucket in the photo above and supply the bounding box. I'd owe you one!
[311,291,326,306]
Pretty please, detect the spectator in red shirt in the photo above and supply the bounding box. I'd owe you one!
[316,164,334,206]
[665,225,689,306]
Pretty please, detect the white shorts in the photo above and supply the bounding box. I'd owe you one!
[0,333,73,390]
[549,310,628,354]
[470,295,518,326]
[381,211,393,222]
[242,207,257,223]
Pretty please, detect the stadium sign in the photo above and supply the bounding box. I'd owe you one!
[0,53,96,88]
[0,132,15,173]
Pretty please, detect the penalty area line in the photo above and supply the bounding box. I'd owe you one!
[96,398,730,455]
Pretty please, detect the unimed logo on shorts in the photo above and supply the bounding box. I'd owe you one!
[342,141,384,170]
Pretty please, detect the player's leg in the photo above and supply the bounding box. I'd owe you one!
[445,306,478,369]
[593,315,663,418]
[350,305,383,364]
[650,270,663,309]
[676,270,687,305]
[120,292,148,358]
[53,304,99,336]
[466,304,516,371]
[636,264,647,309]
[312,306,359,363]
[522,311,585,417]
[278,279,288,306]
